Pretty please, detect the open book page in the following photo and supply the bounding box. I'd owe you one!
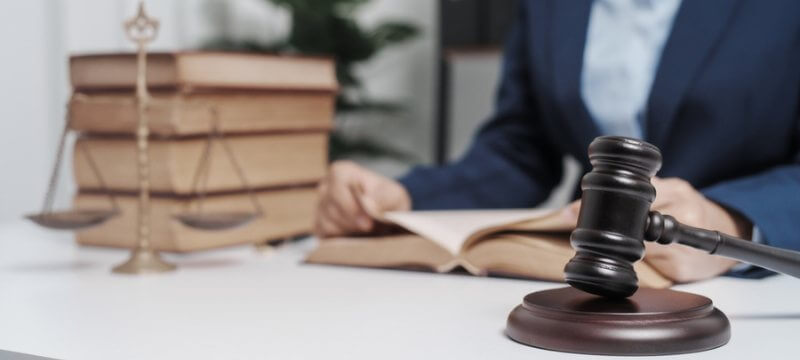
[459,210,576,250]
[306,209,559,275]
[461,232,672,288]
[382,209,557,254]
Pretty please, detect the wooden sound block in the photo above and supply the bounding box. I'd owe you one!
[506,287,730,356]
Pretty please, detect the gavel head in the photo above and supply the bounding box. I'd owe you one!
[564,136,662,298]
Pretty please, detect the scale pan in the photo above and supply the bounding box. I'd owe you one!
[173,212,260,231]
[26,210,119,230]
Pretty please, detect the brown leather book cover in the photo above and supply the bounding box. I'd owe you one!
[75,186,317,252]
[68,91,334,136]
[70,52,338,92]
[73,132,328,195]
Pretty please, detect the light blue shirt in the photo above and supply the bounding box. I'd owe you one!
[581,0,682,138]
[580,0,761,271]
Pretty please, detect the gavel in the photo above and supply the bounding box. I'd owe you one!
[564,136,800,298]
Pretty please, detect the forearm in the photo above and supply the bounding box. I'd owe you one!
[702,164,800,252]
[399,0,562,210]
[399,138,561,210]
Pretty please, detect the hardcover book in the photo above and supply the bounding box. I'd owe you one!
[70,52,338,92]
[76,186,317,252]
[307,209,672,288]
[74,132,328,195]
[68,91,334,136]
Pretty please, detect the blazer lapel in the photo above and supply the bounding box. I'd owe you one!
[645,0,743,147]
[550,0,598,158]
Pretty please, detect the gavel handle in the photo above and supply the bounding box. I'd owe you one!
[644,211,800,278]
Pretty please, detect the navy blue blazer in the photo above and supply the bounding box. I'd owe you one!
[400,0,800,254]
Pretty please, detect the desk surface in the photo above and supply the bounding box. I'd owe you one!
[0,221,798,360]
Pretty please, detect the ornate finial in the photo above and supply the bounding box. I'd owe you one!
[124,1,159,45]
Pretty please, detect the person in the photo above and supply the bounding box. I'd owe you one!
[313,0,800,283]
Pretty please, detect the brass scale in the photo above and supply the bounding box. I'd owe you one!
[26,2,263,274]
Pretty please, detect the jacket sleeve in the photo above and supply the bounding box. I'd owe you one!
[703,119,800,278]
[398,3,564,210]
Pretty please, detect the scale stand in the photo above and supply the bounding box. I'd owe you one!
[112,2,175,274]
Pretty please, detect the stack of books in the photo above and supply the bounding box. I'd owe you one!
[68,52,336,252]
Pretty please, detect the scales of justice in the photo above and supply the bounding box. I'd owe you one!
[26,2,263,274]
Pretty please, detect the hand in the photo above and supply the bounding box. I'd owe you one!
[314,160,411,238]
[563,177,753,283]
[643,177,751,282]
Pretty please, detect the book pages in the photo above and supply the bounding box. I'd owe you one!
[382,209,554,254]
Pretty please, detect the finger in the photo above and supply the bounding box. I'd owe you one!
[321,199,363,234]
[359,195,384,220]
[560,200,581,224]
[646,249,732,283]
[328,161,377,231]
[313,214,346,238]
[642,242,694,282]
[643,241,673,260]
[353,183,386,220]
[653,177,698,211]
[656,194,704,227]
[650,177,675,209]
[644,257,682,282]
[315,181,351,235]
[328,180,373,232]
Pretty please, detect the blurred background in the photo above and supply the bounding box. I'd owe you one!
[0,0,575,225]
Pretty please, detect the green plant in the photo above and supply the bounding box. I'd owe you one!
[205,0,420,161]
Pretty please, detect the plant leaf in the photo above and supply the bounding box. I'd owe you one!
[370,22,420,50]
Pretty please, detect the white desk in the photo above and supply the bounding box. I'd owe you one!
[0,221,797,360]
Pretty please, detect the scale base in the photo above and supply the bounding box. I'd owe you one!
[506,287,730,356]
[112,248,176,274]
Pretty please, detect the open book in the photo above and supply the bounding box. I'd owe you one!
[306,209,672,288]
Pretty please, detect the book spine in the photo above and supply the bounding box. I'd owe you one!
[69,92,335,136]
[74,186,318,252]
[72,133,329,195]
